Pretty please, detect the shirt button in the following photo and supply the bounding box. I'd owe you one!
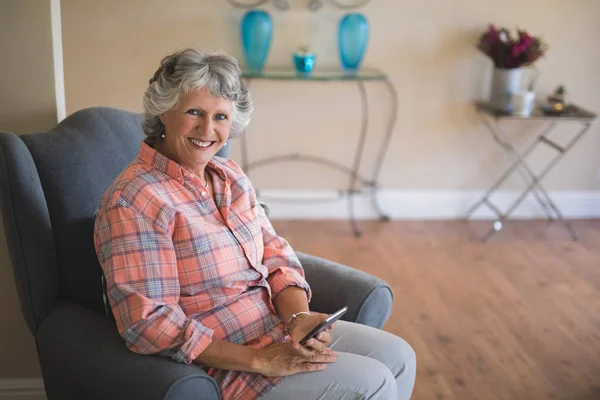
[201,191,207,197]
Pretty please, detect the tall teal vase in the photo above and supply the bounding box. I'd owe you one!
[338,13,369,71]
[241,10,273,72]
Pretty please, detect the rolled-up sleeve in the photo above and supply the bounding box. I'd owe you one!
[257,205,312,302]
[94,200,213,364]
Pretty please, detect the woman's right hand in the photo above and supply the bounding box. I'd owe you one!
[253,338,337,377]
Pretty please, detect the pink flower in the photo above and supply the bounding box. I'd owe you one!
[519,31,533,47]
[487,24,498,43]
[477,24,547,68]
[511,44,522,58]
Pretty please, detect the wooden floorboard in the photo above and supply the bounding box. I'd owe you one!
[271,220,600,400]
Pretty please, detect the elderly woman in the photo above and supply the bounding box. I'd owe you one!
[94,48,416,400]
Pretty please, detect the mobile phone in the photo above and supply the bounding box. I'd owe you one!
[299,306,348,346]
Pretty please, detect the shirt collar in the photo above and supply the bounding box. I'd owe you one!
[138,141,228,182]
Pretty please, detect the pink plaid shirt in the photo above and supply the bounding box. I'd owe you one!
[94,142,312,399]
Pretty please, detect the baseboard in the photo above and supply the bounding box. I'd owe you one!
[260,190,600,220]
[0,378,45,400]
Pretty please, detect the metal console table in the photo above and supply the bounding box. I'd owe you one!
[240,68,398,237]
[465,101,597,242]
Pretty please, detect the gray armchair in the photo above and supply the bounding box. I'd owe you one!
[0,107,393,400]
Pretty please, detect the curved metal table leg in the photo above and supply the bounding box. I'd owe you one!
[369,78,398,222]
[240,74,397,237]
[347,80,370,237]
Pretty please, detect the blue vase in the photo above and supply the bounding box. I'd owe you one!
[338,13,369,71]
[241,10,273,72]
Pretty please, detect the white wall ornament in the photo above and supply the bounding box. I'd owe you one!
[307,0,373,11]
[227,0,373,11]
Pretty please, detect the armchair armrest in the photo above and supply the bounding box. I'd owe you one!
[37,302,219,400]
[296,252,393,329]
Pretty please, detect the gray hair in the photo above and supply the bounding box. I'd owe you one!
[142,48,253,145]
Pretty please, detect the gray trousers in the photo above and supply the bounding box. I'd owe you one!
[259,320,417,399]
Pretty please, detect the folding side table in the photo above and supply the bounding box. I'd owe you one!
[465,101,597,242]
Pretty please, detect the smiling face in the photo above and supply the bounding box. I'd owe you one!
[157,87,233,177]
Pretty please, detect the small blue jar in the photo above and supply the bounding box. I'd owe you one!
[293,52,316,75]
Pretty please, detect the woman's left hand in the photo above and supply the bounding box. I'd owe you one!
[287,312,334,353]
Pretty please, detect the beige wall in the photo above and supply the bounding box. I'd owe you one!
[62,0,600,191]
[0,0,57,134]
[0,0,57,378]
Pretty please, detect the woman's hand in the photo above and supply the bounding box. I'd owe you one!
[253,338,337,377]
[287,312,335,353]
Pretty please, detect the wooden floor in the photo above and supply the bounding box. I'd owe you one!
[271,220,600,400]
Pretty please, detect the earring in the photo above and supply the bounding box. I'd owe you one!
[160,133,165,139]
[224,142,227,146]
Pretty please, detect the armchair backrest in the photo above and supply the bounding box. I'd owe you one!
[0,107,144,334]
